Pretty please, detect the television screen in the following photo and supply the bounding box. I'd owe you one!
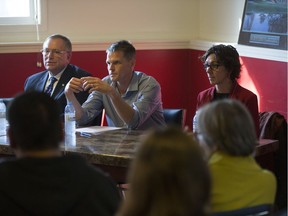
[238,0,287,50]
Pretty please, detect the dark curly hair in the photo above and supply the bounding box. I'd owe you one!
[200,44,242,81]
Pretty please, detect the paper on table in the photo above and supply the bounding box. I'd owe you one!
[76,126,122,134]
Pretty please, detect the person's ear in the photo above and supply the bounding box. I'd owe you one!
[66,51,72,62]
[7,127,17,149]
[130,58,136,70]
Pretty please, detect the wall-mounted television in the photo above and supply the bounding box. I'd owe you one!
[238,0,287,50]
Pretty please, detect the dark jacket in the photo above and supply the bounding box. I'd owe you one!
[24,64,91,116]
[0,154,121,216]
[259,111,287,210]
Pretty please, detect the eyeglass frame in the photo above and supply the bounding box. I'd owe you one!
[203,62,222,71]
[40,49,70,56]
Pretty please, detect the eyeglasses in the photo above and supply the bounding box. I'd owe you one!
[203,63,221,71]
[41,49,68,56]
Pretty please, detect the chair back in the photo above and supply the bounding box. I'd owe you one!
[163,108,186,128]
[1,98,13,108]
[259,111,287,210]
[212,204,272,216]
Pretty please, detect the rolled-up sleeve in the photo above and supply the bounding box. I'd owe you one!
[77,91,103,126]
[128,77,164,129]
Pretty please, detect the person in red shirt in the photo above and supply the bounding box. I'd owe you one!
[194,44,259,137]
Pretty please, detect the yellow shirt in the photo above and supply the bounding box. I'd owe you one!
[209,151,276,212]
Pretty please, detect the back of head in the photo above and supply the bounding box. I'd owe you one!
[118,127,211,216]
[197,99,257,156]
[106,40,136,60]
[7,91,62,151]
[200,44,241,81]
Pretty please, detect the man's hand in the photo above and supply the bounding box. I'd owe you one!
[64,78,85,103]
[81,77,114,95]
[65,77,84,94]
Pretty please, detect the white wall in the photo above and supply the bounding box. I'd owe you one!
[54,0,199,42]
[0,0,286,62]
[198,0,246,43]
[0,0,248,43]
[0,0,198,43]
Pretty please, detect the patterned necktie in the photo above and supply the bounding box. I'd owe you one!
[44,77,57,96]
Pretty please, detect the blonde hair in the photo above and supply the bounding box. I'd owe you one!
[117,127,211,216]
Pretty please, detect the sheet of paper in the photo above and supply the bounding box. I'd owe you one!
[76,126,122,134]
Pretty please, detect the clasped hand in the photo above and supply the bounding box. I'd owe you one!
[65,76,112,94]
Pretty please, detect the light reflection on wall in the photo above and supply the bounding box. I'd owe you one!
[238,57,261,111]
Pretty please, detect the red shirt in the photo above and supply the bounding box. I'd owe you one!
[196,83,260,137]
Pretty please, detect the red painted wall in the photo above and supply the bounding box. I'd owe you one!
[0,49,287,128]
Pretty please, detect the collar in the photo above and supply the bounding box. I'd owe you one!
[47,66,67,80]
[112,71,138,96]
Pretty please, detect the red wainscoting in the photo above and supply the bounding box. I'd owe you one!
[0,49,287,129]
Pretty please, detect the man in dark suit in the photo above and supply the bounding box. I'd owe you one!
[24,34,91,117]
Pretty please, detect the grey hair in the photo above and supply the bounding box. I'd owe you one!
[44,34,72,51]
[106,40,136,60]
[197,99,257,156]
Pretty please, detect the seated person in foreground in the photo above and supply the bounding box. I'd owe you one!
[196,99,276,213]
[65,40,166,130]
[0,91,120,215]
[24,34,91,116]
[194,44,259,136]
[117,127,211,216]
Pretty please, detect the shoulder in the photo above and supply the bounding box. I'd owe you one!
[26,70,47,81]
[66,64,92,77]
[233,84,258,105]
[134,71,159,86]
[0,159,19,183]
[65,155,116,184]
[198,87,214,97]
[102,75,111,83]
[234,84,257,98]
[197,87,214,108]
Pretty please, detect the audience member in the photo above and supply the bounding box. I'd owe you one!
[196,99,276,213]
[117,127,211,216]
[0,91,120,215]
[24,34,91,116]
[65,40,166,129]
[194,44,259,136]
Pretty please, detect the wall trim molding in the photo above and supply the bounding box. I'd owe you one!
[0,40,287,62]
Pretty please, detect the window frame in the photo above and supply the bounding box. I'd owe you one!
[0,0,47,33]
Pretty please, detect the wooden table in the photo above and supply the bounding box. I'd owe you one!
[255,138,279,173]
[0,127,146,182]
[0,127,279,182]
[255,138,279,156]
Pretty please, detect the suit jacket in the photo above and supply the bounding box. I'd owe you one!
[24,64,91,117]
[196,82,260,137]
